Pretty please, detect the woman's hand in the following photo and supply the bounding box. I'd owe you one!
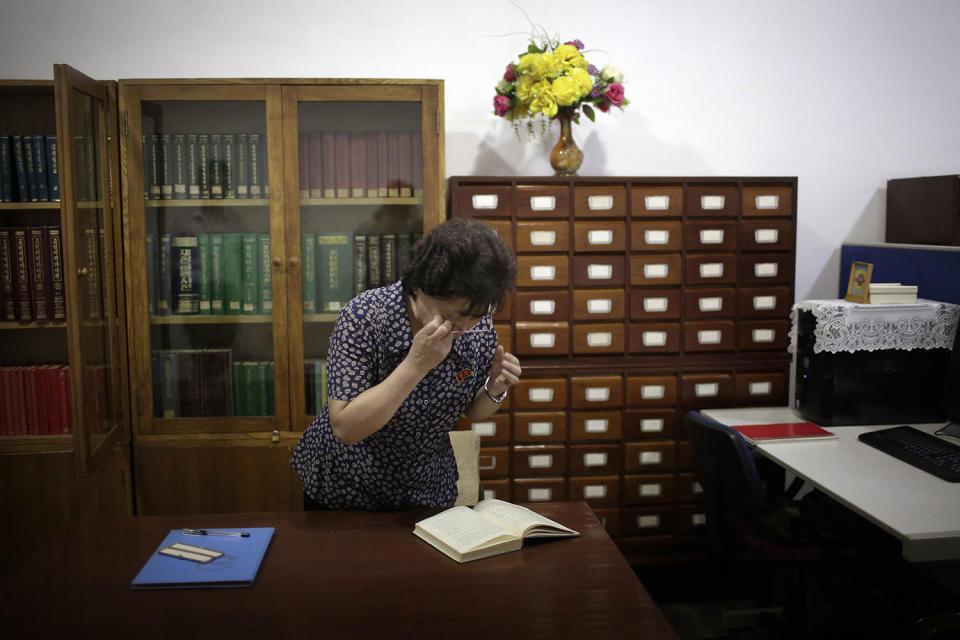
[406,313,455,374]
[486,345,521,397]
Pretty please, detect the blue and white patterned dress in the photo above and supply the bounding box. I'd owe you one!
[290,282,497,510]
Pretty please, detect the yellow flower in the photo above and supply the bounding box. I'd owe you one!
[571,67,593,96]
[529,86,558,118]
[515,74,538,102]
[553,43,582,69]
[551,76,580,107]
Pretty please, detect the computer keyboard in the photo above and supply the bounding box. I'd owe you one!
[858,426,960,482]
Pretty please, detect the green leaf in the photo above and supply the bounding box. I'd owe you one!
[582,104,596,122]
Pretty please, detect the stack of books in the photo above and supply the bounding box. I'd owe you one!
[868,283,918,304]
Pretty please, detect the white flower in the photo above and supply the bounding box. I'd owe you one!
[600,65,623,83]
[496,79,513,93]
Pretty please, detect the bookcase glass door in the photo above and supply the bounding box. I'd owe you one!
[135,93,279,428]
[55,66,124,475]
[289,89,425,426]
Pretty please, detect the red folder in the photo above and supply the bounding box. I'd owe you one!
[731,422,837,445]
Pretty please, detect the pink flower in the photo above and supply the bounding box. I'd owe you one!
[493,94,512,117]
[604,83,625,107]
[503,64,516,83]
[597,100,610,113]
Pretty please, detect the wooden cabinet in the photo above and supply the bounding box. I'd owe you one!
[0,66,133,579]
[449,175,796,564]
[119,79,444,514]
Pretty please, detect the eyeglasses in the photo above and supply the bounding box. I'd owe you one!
[450,328,494,336]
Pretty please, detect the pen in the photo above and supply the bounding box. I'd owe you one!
[182,528,250,537]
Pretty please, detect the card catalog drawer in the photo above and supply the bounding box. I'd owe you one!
[674,505,708,534]
[512,411,568,443]
[516,220,570,252]
[573,288,625,321]
[494,322,512,357]
[736,319,790,350]
[630,220,682,252]
[571,375,623,409]
[455,413,509,444]
[454,185,512,217]
[742,185,793,217]
[623,409,679,440]
[515,322,570,356]
[684,221,737,251]
[512,445,567,476]
[737,286,791,318]
[574,184,627,217]
[516,184,570,218]
[735,371,788,404]
[683,287,736,319]
[514,378,567,410]
[684,254,737,285]
[569,476,621,506]
[568,444,622,475]
[675,472,705,503]
[686,185,739,217]
[624,441,676,473]
[476,218,514,251]
[570,410,623,441]
[630,254,683,286]
[480,478,511,502]
[629,289,681,320]
[739,219,794,252]
[621,507,674,537]
[478,446,510,479]
[572,255,626,287]
[626,375,678,407]
[574,220,627,253]
[516,255,569,288]
[631,185,683,217]
[592,507,622,536]
[514,290,570,322]
[628,322,681,354]
[512,478,568,503]
[573,323,625,355]
[683,320,736,352]
[680,373,734,406]
[738,253,791,285]
[623,473,676,505]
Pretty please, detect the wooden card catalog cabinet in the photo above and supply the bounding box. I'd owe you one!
[449,176,797,563]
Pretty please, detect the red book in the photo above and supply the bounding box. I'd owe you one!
[54,365,72,434]
[376,131,388,197]
[387,132,400,198]
[0,229,17,321]
[11,366,27,435]
[23,365,39,435]
[28,227,51,323]
[397,132,412,197]
[334,131,350,198]
[0,367,10,435]
[731,422,837,445]
[411,134,423,197]
[35,366,50,435]
[349,133,366,198]
[297,133,310,199]
[308,132,323,199]
[11,227,32,322]
[321,132,337,198]
[364,132,378,197]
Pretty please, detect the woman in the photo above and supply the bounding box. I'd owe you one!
[290,218,520,510]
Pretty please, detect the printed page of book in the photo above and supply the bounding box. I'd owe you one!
[416,505,516,553]
[473,499,579,538]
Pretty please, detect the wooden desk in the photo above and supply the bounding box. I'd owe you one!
[702,406,960,562]
[0,502,677,639]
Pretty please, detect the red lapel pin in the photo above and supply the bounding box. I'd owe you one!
[455,369,472,382]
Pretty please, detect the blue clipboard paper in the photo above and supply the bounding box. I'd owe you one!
[131,527,274,590]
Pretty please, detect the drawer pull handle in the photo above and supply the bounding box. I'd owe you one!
[587,194,614,210]
[644,195,669,210]
[471,194,498,210]
[692,513,707,526]
[584,418,609,433]
[584,485,607,499]
[584,386,611,402]
[528,454,553,469]
[639,483,662,497]
[587,264,613,280]
[695,382,719,397]
[529,230,557,246]
[638,514,660,528]
[699,262,724,278]
[478,456,497,471]
[749,381,773,396]
[530,299,556,315]
[642,331,667,347]
[643,297,668,312]
[699,229,724,244]
[754,228,779,244]
[471,421,496,437]
[753,295,776,310]
[584,452,608,467]
[643,263,668,278]
[586,298,612,314]
[640,385,665,400]
[530,265,557,281]
[754,262,778,278]
[755,194,779,210]
[530,195,556,211]
[528,421,554,436]
[586,332,613,348]
[528,388,554,402]
[528,488,552,501]
[588,229,614,245]
[701,194,725,210]
[644,229,669,245]
[640,418,664,432]
[752,328,775,343]
[640,451,663,465]
[698,329,722,345]
[698,296,723,312]
[529,332,556,348]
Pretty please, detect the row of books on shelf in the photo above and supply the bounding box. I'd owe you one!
[0,226,66,323]
[143,132,268,200]
[0,134,59,203]
[304,358,328,416]
[151,349,276,418]
[297,130,422,199]
[147,231,420,317]
[0,364,72,436]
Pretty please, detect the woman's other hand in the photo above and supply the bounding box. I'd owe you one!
[486,345,521,397]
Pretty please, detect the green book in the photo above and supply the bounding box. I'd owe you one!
[223,233,244,314]
[241,233,259,314]
[172,134,187,199]
[232,361,243,416]
[197,233,212,314]
[314,359,327,412]
[318,233,354,312]
[258,233,272,314]
[259,361,274,417]
[209,133,223,199]
[197,134,210,199]
[235,133,248,199]
[301,232,316,314]
[223,133,236,199]
[186,134,200,199]
[209,234,225,314]
[244,361,261,416]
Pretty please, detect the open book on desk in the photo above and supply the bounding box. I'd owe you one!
[413,499,580,563]
[732,422,837,445]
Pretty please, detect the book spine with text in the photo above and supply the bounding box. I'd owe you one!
[335,131,350,198]
[11,227,32,321]
[209,233,225,314]
[248,133,262,198]
[177,350,204,417]
[349,132,366,198]
[158,133,172,199]
[12,135,29,202]
[28,227,50,322]
[353,233,367,295]
[241,233,259,314]
[235,133,248,199]
[31,135,48,202]
[0,229,16,320]
[222,133,236,199]
[158,351,179,418]
[197,133,210,199]
[382,233,397,284]
[308,131,323,199]
[47,226,66,321]
[171,134,187,199]
[223,233,244,314]
[0,135,12,202]
[148,134,162,200]
[44,135,59,202]
[22,133,37,201]
[197,233,212,314]
[258,233,272,314]
[367,233,382,289]
[209,134,223,199]
[172,234,200,314]
[156,233,172,315]
[321,131,336,198]
[316,233,353,312]
[186,133,200,199]
[301,232,316,314]
[200,349,232,417]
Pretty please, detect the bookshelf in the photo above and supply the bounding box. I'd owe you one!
[119,78,445,514]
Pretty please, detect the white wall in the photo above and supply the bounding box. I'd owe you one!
[2,0,959,299]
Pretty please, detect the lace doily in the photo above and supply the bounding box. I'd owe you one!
[790,299,960,354]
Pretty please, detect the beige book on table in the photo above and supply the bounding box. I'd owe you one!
[413,498,580,563]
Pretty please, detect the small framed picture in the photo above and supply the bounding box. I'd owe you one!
[845,261,873,303]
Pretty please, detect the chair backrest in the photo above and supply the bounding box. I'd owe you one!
[449,430,480,506]
[685,411,770,548]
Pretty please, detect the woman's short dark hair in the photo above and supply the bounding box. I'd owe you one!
[401,218,516,317]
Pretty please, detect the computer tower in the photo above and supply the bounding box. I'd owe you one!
[793,309,950,425]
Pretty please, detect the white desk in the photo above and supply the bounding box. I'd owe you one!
[701,406,960,563]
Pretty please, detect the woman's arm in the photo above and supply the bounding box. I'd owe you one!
[329,314,455,444]
[465,345,522,420]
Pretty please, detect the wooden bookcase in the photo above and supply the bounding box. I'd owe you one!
[0,66,133,580]
[449,175,797,564]
[117,79,445,515]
